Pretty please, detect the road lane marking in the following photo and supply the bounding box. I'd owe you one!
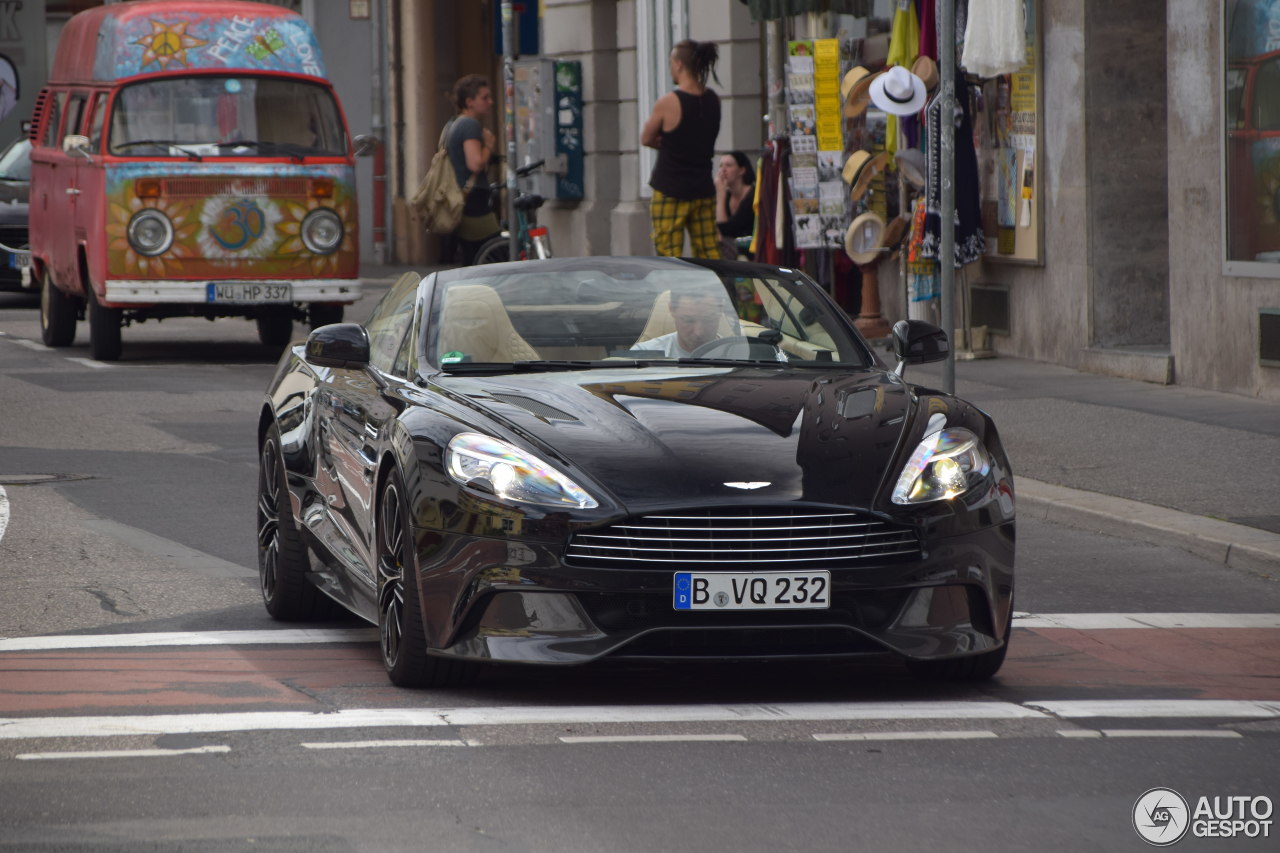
[0,703,1046,740]
[16,746,231,760]
[0,485,7,545]
[3,613,1276,652]
[301,739,470,750]
[1057,730,1242,739]
[559,734,748,744]
[0,628,379,651]
[1014,613,1280,629]
[1028,699,1280,719]
[64,357,113,370]
[12,339,50,352]
[812,731,999,741]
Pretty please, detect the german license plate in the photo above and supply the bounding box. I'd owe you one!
[673,571,831,611]
[206,282,292,303]
[8,252,29,269]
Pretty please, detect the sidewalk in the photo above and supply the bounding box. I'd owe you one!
[906,354,1280,579]
[359,261,1280,577]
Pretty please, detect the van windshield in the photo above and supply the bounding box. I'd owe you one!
[108,76,347,159]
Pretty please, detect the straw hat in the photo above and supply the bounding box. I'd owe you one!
[841,149,891,201]
[895,148,927,189]
[869,65,927,116]
[844,211,886,266]
[911,55,939,93]
[839,66,881,118]
[881,215,908,258]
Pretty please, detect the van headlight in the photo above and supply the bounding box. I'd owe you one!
[301,208,343,255]
[127,209,174,257]
[446,433,598,509]
[891,427,992,505]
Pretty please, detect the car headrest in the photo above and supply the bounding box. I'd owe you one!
[437,284,540,363]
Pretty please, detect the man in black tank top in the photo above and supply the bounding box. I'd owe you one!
[641,39,721,258]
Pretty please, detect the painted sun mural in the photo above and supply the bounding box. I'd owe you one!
[134,20,208,70]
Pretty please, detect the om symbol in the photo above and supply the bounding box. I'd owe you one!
[210,199,266,250]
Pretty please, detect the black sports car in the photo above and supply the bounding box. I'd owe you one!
[257,256,1015,687]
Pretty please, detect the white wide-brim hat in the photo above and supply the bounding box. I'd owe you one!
[869,65,927,116]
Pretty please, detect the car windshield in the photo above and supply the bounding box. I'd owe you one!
[108,76,346,158]
[423,258,872,370]
[0,138,30,180]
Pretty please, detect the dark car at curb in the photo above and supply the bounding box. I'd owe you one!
[0,137,31,293]
[256,256,1016,687]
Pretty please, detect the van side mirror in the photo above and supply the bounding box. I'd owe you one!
[62,134,92,160]
[352,134,378,157]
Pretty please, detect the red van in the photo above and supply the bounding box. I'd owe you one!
[29,0,366,360]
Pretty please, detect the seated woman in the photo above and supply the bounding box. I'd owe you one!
[714,151,756,260]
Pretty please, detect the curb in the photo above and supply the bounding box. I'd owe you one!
[1017,478,1280,579]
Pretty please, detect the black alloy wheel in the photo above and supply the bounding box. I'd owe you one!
[257,423,335,620]
[87,287,123,362]
[40,269,78,347]
[376,469,471,688]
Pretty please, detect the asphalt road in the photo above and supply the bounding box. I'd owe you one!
[0,286,1277,852]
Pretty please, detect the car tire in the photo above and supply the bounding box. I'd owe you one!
[377,467,473,688]
[256,307,295,347]
[87,287,122,362]
[904,597,1013,682]
[40,269,78,347]
[308,303,344,329]
[257,423,338,621]
[472,236,510,265]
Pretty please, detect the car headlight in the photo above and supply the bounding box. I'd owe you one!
[891,427,992,505]
[301,208,343,255]
[446,432,599,509]
[127,209,174,257]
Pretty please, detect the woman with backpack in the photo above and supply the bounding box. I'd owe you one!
[445,74,500,265]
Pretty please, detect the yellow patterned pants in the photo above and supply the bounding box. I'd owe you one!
[650,190,719,258]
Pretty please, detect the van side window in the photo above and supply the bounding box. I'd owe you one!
[42,93,65,148]
[88,95,107,152]
[65,95,87,141]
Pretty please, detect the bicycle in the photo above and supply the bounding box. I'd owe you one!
[472,159,552,264]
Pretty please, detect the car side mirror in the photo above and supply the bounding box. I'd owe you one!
[305,323,370,368]
[352,133,378,157]
[62,134,92,160]
[891,319,949,375]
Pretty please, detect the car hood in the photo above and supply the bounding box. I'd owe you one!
[0,179,28,208]
[436,367,919,510]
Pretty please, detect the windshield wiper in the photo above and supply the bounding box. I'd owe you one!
[441,360,653,374]
[214,141,304,163]
[113,140,203,161]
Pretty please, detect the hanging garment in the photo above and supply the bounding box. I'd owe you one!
[921,82,986,268]
[962,0,1026,79]
[883,1,920,155]
[906,196,939,302]
[917,0,937,61]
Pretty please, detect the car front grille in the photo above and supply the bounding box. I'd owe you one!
[565,507,920,570]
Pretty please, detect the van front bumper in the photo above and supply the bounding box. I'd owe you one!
[104,279,363,304]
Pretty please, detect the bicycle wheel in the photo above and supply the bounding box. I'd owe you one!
[472,235,510,265]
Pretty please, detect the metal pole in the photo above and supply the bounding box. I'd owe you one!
[765,19,785,140]
[502,2,518,259]
[370,0,388,265]
[937,0,956,394]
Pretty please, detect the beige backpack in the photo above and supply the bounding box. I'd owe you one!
[410,119,476,235]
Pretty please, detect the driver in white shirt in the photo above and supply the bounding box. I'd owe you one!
[634,290,736,358]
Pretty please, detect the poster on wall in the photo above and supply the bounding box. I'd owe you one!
[975,0,1042,265]
[788,39,846,250]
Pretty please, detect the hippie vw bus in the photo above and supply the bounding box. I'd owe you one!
[29,0,368,361]
[1226,0,1280,265]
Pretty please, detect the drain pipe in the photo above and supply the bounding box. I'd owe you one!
[369,0,388,265]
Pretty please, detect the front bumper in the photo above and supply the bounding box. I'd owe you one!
[416,523,1016,665]
[104,279,363,305]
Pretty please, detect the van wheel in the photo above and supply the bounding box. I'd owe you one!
[257,307,295,347]
[40,269,78,347]
[309,303,344,329]
[87,288,122,362]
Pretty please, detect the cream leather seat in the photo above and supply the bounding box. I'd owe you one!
[436,284,540,362]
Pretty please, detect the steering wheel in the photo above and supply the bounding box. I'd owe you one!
[688,335,779,360]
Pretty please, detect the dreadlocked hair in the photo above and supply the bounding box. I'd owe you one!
[673,39,720,88]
